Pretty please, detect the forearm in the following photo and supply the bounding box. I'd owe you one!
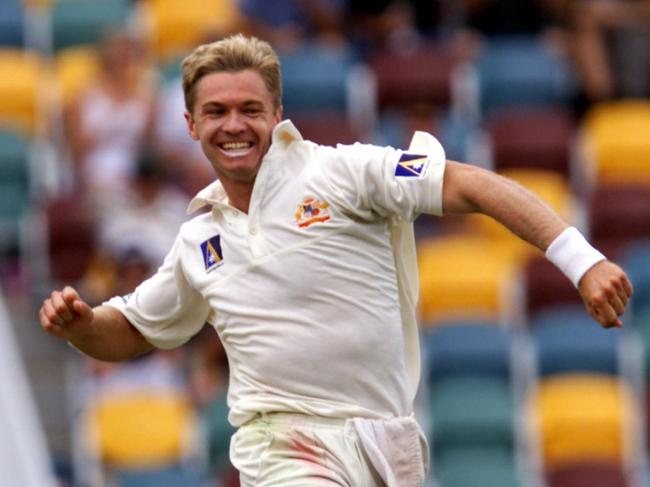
[67,305,154,362]
[442,161,568,251]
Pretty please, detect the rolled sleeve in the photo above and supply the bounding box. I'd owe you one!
[318,131,446,221]
[104,236,209,349]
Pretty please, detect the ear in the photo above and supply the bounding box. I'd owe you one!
[184,111,199,140]
[273,105,283,124]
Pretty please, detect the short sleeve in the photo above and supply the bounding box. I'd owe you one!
[317,131,446,221]
[104,235,210,349]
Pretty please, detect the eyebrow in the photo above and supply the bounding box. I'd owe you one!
[199,100,265,113]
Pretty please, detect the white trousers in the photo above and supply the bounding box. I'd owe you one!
[230,413,428,487]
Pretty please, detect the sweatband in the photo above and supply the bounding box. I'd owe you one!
[545,226,606,288]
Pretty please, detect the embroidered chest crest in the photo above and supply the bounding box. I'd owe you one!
[295,196,330,228]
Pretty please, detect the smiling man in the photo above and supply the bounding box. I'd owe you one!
[40,34,632,486]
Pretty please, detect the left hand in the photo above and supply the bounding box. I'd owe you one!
[578,260,633,328]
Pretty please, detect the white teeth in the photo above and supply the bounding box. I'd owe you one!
[222,142,251,150]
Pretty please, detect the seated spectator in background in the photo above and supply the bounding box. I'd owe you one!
[346,0,442,54]
[64,30,157,197]
[155,72,214,196]
[80,152,188,305]
[237,0,346,49]
[570,0,650,105]
[97,151,189,271]
[453,0,570,61]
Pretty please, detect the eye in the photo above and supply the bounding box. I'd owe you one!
[202,106,225,117]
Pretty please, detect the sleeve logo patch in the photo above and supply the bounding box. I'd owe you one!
[395,152,429,177]
[200,235,224,272]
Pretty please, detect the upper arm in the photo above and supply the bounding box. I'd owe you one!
[441,160,490,214]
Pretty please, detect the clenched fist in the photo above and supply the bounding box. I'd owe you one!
[578,260,633,329]
[39,286,94,341]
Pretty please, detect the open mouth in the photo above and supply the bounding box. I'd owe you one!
[219,141,253,156]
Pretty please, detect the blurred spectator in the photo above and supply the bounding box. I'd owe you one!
[80,151,188,304]
[97,151,188,271]
[154,71,214,197]
[453,0,570,62]
[64,29,157,197]
[187,326,235,484]
[238,0,346,49]
[460,0,567,36]
[570,0,650,106]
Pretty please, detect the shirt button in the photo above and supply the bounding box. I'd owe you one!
[249,226,257,235]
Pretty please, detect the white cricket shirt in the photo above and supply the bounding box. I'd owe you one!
[106,120,446,426]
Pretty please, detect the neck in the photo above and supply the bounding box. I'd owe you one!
[220,178,255,214]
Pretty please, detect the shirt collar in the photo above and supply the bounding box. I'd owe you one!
[186,119,303,214]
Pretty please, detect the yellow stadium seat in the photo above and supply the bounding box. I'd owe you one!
[0,49,46,134]
[417,235,520,326]
[528,374,637,470]
[582,100,650,186]
[53,46,101,108]
[464,168,574,261]
[84,390,197,469]
[143,0,240,62]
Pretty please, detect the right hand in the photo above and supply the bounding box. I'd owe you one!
[39,286,94,341]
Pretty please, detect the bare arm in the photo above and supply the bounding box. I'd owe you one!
[39,286,154,361]
[442,161,568,250]
[441,161,633,328]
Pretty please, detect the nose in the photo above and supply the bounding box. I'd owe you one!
[222,111,246,133]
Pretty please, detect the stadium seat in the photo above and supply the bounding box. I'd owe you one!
[53,46,101,108]
[435,446,519,487]
[290,111,366,146]
[376,107,478,162]
[636,310,650,377]
[368,42,453,111]
[0,49,45,134]
[143,0,240,62]
[430,376,514,453]
[417,235,520,326]
[423,321,512,384]
[83,390,197,469]
[0,129,31,253]
[529,374,636,470]
[279,41,359,115]
[588,185,650,259]
[524,255,582,317]
[475,35,576,116]
[50,0,132,52]
[582,100,650,187]
[531,304,620,376]
[547,460,628,487]
[486,107,575,178]
[0,0,26,47]
[621,240,650,315]
[114,465,204,487]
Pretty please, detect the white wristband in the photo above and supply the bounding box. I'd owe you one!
[545,227,606,288]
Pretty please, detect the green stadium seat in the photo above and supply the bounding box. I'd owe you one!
[435,446,519,487]
[430,376,514,453]
[51,0,131,51]
[0,129,31,253]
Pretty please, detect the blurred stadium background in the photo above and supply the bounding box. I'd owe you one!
[1,0,650,486]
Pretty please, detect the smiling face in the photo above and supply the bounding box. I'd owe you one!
[185,69,282,185]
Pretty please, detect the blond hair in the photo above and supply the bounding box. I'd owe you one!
[181,34,282,113]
